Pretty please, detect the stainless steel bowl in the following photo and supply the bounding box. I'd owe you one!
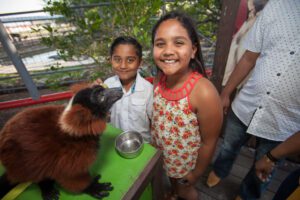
[115,131,144,159]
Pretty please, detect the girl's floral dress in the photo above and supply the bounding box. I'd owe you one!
[151,72,203,178]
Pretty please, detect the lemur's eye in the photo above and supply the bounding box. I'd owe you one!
[100,96,105,102]
[94,93,106,104]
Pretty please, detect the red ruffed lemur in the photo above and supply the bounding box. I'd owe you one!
[0,83,123,200]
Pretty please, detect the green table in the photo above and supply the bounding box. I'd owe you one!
[0,124,163,200]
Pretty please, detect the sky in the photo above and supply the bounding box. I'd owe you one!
[0,0,46,14]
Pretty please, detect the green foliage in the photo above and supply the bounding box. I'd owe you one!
[89,70,105,81]
[166,0,221,41]
[38,0,220,78]
[39,0,164,76]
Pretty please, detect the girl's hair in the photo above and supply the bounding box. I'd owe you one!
[110,36,142,59]
[151,11,207,77]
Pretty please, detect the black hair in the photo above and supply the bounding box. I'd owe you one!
[253,0,268,13]
[151,11,207,77]
[109,36,142,59]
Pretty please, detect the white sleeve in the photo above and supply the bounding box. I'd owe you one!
[243,0,271,53]
[103,78,110,87]
[104,76,118,88]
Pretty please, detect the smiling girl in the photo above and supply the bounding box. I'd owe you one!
[151,11,223,200]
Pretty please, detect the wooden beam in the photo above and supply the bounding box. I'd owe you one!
[211,0,241,93]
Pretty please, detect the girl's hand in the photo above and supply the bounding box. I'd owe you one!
[149,142,157,148]
[149,139,158,148]
[181,170,198,185]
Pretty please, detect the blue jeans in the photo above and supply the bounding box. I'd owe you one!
[273,168,300,200]
[213,110,281,200]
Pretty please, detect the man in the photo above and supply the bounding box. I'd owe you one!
[206,0,300,199]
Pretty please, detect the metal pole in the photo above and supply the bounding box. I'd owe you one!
[161,0,166,15]
[0,21,40,99]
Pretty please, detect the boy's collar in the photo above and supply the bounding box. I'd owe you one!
[133,73,144,92]
[114,73,144,92]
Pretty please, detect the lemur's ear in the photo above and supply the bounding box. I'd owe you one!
[59,104,106,137]
[70,82,91,94]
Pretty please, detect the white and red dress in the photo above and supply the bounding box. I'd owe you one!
[151,72,203,178]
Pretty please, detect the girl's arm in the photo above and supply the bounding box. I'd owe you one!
[187,78,223,183]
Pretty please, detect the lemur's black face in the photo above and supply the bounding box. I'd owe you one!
[72,85,123,118]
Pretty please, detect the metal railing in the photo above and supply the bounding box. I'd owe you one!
[0,3,215,98]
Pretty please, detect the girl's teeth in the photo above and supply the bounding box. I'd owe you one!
[164,60,176,63]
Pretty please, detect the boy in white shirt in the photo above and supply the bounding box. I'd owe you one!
[103,36,153,142]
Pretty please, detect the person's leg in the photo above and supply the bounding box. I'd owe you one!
[164,178,178,200]
[212,110,250,179]
[239,137,281,200]
[175,178,198,200]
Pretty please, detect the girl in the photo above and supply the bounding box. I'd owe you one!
[151,11,223,200]
[103,36,153,142]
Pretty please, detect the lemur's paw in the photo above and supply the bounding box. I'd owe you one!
[41,188,59,200]
[0,174,18,198]
[38,179,59,200]
[84,175,113,199]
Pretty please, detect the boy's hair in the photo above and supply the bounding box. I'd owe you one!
[151,11,207,77]
[110,36,142,59]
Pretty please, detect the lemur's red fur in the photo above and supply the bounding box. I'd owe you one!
[0,84,109,193]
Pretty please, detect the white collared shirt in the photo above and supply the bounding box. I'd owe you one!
[104,73,153,142]
[232,0,300,141]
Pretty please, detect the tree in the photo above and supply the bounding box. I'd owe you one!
[37,0,162,78]
[37,0,221,78]
[165,0,221,41]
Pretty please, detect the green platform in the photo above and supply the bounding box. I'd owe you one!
[0,124,157,200]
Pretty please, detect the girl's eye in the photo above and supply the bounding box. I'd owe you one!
[127,57,136,63]
[175,40,184,46]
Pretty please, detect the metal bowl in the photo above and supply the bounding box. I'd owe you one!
[115,131,144,159]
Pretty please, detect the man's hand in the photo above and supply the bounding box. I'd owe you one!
[220,91,231,115]
[255,155,275,182]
